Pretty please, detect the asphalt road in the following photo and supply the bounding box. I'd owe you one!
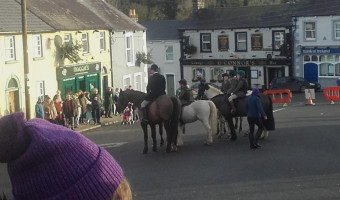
[1,92,340,199]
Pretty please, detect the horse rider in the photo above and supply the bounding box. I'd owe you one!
[140,64,166,123]
[196,77,206,100]
[228,70,248,114]
[221,73,231,94]
[178,79,194,106]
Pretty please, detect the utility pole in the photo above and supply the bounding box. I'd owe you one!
[21,0,31,119]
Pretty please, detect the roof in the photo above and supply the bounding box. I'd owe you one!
[179,0,340,30]
[140,20,184,40]
[0,0,54,33]
[17,0,145,32]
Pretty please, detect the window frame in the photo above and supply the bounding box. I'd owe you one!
[36,81,45,101]
[134,72,143,91]
[125,33,134,66]
[235,32,247,52]
[81,33,89,53]
[64,33,72,43]
[5,36,16,61]
[200,33,212,53]
[304,21,316,41]
[123,74,132,90]
[334,21,340,40]
[272,30,285,51]
[33,34,43,58]
[99,32,106,51]
[165,45,174,62]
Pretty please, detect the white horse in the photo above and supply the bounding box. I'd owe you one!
[201,85,269,139]
[177,100,218,146]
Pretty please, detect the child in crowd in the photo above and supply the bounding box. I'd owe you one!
[122,103,133,125]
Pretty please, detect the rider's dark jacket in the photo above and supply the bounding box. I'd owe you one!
[226,77,238,95]
[179,87,194,106]
[145,72,166,101]
[232,78,248,97]
[221,80,231,93]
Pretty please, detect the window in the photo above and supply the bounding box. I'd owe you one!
[165,46,174,62]
[218,35,229,51]
[134,73,142,91]
[36,81,45,101]
[304,55,311,62]
[99,32,106,51]
[319,63,335,76]
[123,75,131,90]
[334,21,340,39]
[33,35,42,58]
[200,33,211,52]
[210,68,223,81]
[235,32,247,51]
[125,34,134,65]
[319,55,326,62]
[311,55,318,61]
[64,34,72,43]
[81,33,89,53]
[273,31,285,50]
[336,64,340,76]
[193,68,206,81]
[5,36,15,61]
[305,22,316,41]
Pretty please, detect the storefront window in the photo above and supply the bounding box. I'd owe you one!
[210,68,224,81]
[304,55,310,62]
[336,64,340,76]
[193,68,206,81]
[327,55,334,62]
[319,63,335,76]
[335,55,340,62]
[319,55,326,62]
[311,55,318,61]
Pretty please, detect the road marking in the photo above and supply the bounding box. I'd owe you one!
[273,108,286,113]
[100,142,128,149]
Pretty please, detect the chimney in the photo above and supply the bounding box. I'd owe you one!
[193,0,205,13]
[129,9,138,22]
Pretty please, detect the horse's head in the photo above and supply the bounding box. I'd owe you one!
[117,91,129,113]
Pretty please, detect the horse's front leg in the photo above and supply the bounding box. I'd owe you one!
[150,124,157,152]
[177,123,185,147]
[164,122,172,153]
[141,122,148,154]
[226,117,237,141]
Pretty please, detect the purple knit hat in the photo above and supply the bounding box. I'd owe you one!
[0,112,124,200]
[252,88,260,95]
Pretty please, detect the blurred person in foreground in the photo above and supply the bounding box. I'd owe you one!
[0,112,132,200]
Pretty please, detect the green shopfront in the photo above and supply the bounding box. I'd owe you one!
[57,62,102,98]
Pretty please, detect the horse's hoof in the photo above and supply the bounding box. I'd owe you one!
[152,147,157,152]
[143,148,148,154]
[160,141,164,146]
[230,136,237,141]
[171,146,178,152]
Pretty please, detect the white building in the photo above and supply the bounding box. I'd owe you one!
[293,6,340,88]
[140,20,184,95]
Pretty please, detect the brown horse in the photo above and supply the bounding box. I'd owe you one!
[117,90,181,153]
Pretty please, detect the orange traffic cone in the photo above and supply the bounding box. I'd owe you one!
[306,97,315,105]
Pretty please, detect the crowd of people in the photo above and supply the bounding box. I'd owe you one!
[35,87,121,130]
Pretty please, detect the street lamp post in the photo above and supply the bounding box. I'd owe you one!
[21,0,31,119]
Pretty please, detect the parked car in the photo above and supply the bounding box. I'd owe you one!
[191,82,221,98]
[269,76,321,92]
[337,77,340,86]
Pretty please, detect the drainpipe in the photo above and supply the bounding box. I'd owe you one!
[179,30,185,80]
[291,17,298,77]
[109,29,114,88]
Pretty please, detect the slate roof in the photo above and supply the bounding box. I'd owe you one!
[140,20,184,40]
[0,0,54,33]
[15,0,144,32]
[180,0,340,30]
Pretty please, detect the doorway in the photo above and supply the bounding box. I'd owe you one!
[166,74,175,96]
[6,77,21,114]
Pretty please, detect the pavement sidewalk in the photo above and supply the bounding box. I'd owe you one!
[77,114,123,133]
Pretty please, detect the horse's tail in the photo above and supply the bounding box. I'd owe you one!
[208,101,218,135]
[264,95,275,131]
[170,96,181,136]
